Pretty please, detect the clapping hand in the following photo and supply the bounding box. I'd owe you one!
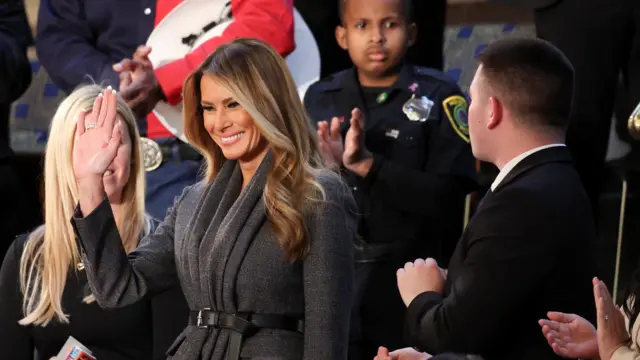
[539,311,598,359]
[396,258,445,307]
[317,116,344,169]
[343,107,373,176]
[113,45,164,118]
[594,277,629,360]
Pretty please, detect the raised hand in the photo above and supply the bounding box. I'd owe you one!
[539,311,598,359]
[594,278,629,360]
[72,87,123,181]
[72,87,123,216]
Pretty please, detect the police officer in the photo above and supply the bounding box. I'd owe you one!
[303,0,477,358]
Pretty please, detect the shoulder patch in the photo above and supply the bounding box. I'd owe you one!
[442,95,470,143]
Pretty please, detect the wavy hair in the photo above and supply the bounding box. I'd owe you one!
[183,38,331,262]
[19,84,149,326]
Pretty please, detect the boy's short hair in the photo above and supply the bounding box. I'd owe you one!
[338,0,414,24]
[477,37,574,130]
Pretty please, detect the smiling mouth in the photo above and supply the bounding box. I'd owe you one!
[221,132,245,144]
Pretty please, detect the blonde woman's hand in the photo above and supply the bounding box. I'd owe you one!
[72,87,122,183]
[594,277,629,360]
[539,311,598,358]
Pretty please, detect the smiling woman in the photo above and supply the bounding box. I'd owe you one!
[68,38,358,360]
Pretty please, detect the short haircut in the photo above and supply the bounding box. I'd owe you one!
[338,0,414,25]
[477,37,574,129]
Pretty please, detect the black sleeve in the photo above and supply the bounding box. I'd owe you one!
[358,88,477,217]
[0,0,33,103]
[0,236,34,359]
[151,287,189,360]
[403,188,559,354]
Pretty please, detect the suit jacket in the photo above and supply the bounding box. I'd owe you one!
[404,146,598,360]
[71,155,357,360]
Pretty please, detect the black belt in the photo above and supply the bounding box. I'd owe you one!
[188,310,304,360]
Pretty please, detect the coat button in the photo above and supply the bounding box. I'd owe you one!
[144,7,152,15]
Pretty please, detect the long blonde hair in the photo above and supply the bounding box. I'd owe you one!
[183,38,329,262]
[19,84,148,326]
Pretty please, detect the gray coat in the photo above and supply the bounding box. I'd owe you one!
[72,154,357,360]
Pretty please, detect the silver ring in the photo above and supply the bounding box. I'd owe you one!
[85,122,97,130]
[605,314,609,321]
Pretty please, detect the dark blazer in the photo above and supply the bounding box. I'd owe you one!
[71,157,356,360]
[404,146,598,360]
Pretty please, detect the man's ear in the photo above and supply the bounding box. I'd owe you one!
[407,22,417,47]
[487,96,503,130]
[335,25,348,50]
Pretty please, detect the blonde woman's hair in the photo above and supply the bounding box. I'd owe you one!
[183,38,331,262]
[19,84,149,326]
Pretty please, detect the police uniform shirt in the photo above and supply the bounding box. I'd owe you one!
[304,64,477,261]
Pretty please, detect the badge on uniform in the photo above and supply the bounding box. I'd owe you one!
[442,95,470,143]
[402,94,434,122]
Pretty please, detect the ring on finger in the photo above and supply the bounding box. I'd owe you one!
[85,122,97,130]
[605,314,610,321]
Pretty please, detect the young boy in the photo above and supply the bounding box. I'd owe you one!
[303,0,477,358]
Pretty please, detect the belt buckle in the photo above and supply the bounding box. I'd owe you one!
[196,308,212,328]
[140,137,163,172]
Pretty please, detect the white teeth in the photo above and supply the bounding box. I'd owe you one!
[104,170,114,177]
[221,132,244,143]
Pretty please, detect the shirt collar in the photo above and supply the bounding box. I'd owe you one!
[490,144,566,191]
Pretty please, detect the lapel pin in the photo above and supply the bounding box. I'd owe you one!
[377,92,389,104]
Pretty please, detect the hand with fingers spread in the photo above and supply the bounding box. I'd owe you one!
[343,107,373,177]
[539,311,598,359]
[396,258,445,307]
[316,116,344,169]
[72,86,124,214]
[594,277,630,360]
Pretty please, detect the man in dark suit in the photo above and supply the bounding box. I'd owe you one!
[376,37,599,360]
[0,0,35,260]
